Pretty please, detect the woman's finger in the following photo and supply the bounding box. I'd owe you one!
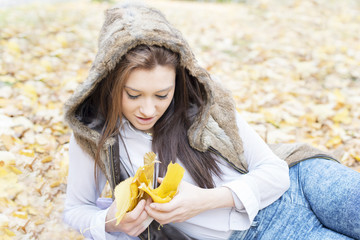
[133,208,150,226]
[133,217,153,236]
[149,200,176,212]
[146,204,178,223]
[157,177,163,184]
[123,199,146,222]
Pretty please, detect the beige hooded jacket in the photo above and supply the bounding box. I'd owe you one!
[64,2,337,192]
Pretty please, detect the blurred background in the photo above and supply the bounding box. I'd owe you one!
[1,0,360,239]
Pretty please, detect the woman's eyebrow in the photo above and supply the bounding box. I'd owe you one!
[124,85,174,93]
[155,85,174,93]
[124,86,141,92]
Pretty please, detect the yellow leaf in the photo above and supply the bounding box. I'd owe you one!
[52,124,67,134]
[8,166,22,175]
[41,156,52,163]
[0,98,10,108]
[26,206,38,215]
[114,177,133,225]
[128,181,139,212]
[47,101,57,110]
[333,89,345,105]
[19,149,34,157]
[144,152,156,165]
[0,135,14,151]
[300,114,317,125]
[35,146,46,153]
[326,136,342,148]
[0,167,8,177]
[35,219,45,225]
[141,164,154,186]
[139,182,171,203]
[262,109,280,128]
[114,153,185,222]
[6,41,21,55]
[4,228,15,237]
[56,35,68,48]
[12,211,28,220]
[41,60,53,72]
[153,162,184,199]
[59,158,69,179]
[22,84,38,102]
[50,181,61,188]
[13,138,23,145]
[0,197,16,207]
[45,203,53,217]
[139,162,184,203]
[5,160,15,166]
[333,108,351,124]
[352,154,360,162]
[133,155,156,187]
[0,234,12,240]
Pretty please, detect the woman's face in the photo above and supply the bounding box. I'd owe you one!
[122,65,176,133]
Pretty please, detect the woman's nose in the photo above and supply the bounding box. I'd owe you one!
[139,99,156,117]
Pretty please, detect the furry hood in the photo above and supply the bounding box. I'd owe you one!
[64,2,247,186]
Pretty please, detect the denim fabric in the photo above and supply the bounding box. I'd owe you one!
[229,158,360,240]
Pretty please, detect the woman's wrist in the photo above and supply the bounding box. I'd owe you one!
[198,187,235,211]
[105,202,117,232]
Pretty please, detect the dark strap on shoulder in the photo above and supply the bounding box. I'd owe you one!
[112,135,130,185]
[110,135,194,240]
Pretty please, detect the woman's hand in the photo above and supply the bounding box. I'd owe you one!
[105,198,152,236]
[145,179,235,225]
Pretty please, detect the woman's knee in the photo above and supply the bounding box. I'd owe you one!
[298,158,360,239]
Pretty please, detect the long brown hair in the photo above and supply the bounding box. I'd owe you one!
[91,45,222,188]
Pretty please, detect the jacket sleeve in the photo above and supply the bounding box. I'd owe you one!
[63,134,139,240]
[222,112,290,229]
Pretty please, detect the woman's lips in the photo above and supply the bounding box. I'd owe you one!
[136,116,155,125]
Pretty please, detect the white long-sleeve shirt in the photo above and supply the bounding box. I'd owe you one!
[63,112,290,240]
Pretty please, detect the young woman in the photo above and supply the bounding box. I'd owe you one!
[63,3,360,240]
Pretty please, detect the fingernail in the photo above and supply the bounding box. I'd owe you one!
[150,203,156,209]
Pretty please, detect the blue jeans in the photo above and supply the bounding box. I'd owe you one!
[229,158,360,240]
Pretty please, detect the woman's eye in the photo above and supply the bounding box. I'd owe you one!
[127,92,140,99]
[156,94,168,99]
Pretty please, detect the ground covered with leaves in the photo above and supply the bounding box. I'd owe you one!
[0,0,359,239]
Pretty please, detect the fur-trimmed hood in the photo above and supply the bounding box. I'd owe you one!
[64,2,247,189]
